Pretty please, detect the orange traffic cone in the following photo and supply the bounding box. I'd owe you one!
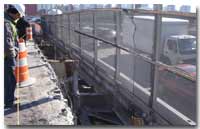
[15,38,35,87]
[26,26,33,41]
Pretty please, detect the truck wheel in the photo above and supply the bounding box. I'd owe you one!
[165,58,171,65]
[161,56,171,65]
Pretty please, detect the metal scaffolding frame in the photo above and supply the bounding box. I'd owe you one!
[42,7,197,125]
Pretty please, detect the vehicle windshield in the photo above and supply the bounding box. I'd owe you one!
[178,38,196,54]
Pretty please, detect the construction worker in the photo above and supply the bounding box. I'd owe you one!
[16,16,30,42]
[4,4,25,108]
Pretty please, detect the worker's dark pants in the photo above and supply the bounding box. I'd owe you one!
[4,58,16,106]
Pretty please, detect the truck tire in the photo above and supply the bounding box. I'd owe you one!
[161,55,171,65]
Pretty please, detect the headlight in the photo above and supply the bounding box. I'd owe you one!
[178,60,184,64]
[111,30,116,36]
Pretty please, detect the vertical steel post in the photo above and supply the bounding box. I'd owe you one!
[197,8,200,121]
[114,11,121,81]
[112,10,122,109]
[68,14,72,55]
[56,16,57,36]
[72,61,79,114]
[92,10,99,79]
[62,15,65,48]
[149,4,162,109]
[78,12,82,56]
[54,16,57,60]
[93,11,98,66]
[54,41,57,60]
[61,15,63,43]
[55,16,57,37]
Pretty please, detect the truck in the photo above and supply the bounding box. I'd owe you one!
[123,16,196,65]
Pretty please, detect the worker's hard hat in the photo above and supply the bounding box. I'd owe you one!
[9,4,25,16]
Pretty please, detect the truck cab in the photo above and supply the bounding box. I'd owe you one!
[163,35,196,65]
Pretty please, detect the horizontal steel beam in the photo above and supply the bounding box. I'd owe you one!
[43,8,196,19]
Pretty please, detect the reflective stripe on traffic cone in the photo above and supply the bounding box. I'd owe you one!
[26,26,33,41]
[15,38,35,87]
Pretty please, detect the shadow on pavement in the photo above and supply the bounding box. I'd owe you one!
[4,97,54,116]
